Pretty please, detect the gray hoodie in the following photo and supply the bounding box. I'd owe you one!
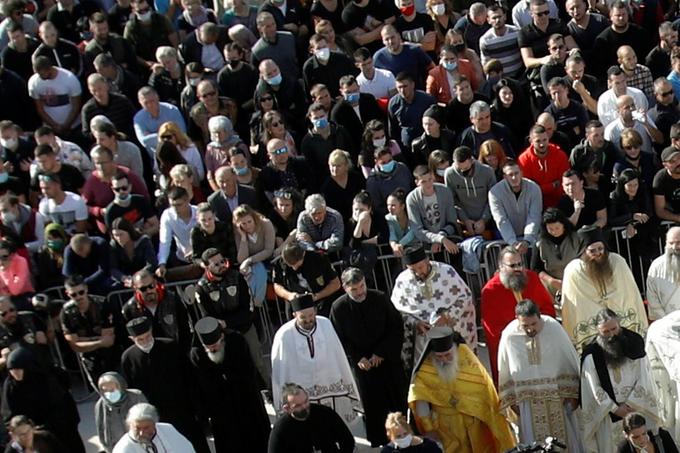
[94,371,148,452]
[406,183,459,244]
[489,177,542,244]
[444,161,497,222]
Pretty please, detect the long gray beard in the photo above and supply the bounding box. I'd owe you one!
[433,353,458,383]
[500,271,528,292]
[596,333,628,368]
[207,347,225,364]
[664,249,680,284]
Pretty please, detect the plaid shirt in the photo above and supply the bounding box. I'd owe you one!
[624,64,654,99]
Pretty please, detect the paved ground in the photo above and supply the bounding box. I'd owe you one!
[76,343,491,452]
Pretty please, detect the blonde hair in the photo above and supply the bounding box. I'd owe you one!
[158,122,192,149]
[385,412,412,437]
[328,149,352,167]
[169,163,194,181]
[232,204,266,232]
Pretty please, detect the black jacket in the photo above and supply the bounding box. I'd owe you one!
[330,93,384,154]
[207,184,258,224]
[411,129,457,167]
[179,27,230,68]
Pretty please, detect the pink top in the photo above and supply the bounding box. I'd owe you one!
[0,254,34,296]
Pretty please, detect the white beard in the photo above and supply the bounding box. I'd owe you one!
[665,249,680,284]
[207,348,225,364]
[433,351,458,383]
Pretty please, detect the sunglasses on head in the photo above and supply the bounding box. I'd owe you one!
[68,289,86,297]
[136,283,155,292]
[274,190,293,199]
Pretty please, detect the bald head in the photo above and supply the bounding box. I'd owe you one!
[617,45,637,71]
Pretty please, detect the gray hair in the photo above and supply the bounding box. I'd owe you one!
[667,226,680,242]
[469,101,490,119]
[305,194,326,213]
[126,403,159,426]
[280,382,306,406]
[515,299,540,317]
[90,114,113,131]
[87,73,107,86]
[155,46,177,63]
[208,115,232,135]
[469,2,487,16]
[595,308,619,326]
[138,86,158,99]
[341,267,365,286]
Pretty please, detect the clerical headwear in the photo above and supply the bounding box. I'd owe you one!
[126,317,152,337]
[7,347,33,370]
[578,225,605,247]
[291,294,315,312]
[427,327,456,352]
[403,246,427,265]
[195,317,222,346]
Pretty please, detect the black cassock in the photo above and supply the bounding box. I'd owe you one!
[329,289,407,447]
[189,329,271,453]
[120,339,210,453]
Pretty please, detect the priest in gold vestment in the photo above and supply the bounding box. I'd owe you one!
[408,327,516,453]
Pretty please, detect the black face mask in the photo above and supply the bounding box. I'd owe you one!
[291,408,310,420]
[454,43,466,53]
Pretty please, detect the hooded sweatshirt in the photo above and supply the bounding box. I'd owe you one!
[94,372,148,452]
[444,160,497,221]
[517,144,570,208]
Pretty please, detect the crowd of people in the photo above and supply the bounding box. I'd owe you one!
[3,0,680,449]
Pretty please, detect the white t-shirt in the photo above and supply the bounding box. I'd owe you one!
[357,68,396,100]
[28,67,82,127]
[38,191,88,234]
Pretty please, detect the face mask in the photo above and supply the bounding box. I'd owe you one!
[432,3,445,15]
[0,137,18,150]
[442,61,458,71]
[46,239,64,251]
[394,434,413,449]
[454,43,466,53]
[104,390,122,404]
[400,4,415,15]
[137,10,151,21]
[291,408,310,420]
[189,77,200,86]
[233,166,248,176]
[313,117,329,129]
[81,30,93,41]
[345,92,360,104]
[314,48,330,62]
[1,211,17,224]
[436,168,446,177]
[115,193,131,206]
[266,74,282,86]
[0,173,8,184]
[380,160,396,173]
[372,137,386,148]
[137,338,155,353]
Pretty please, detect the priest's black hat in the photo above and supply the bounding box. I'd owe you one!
[7,347,33,370]
[403,246,427,265]
[578,225,605,247]
[195,317,222,346]
[427,327,455,353]
[126,317,152,337]
[290,294,315,312]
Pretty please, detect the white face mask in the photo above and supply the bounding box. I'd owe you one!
[104,390,122,403]
[137,10,152,21]
[189,77,201,87]
[432,3,445,15]
[314,47,330,62]
[0,137,18,150]
[372,137,386,148]
[394,434,412,449]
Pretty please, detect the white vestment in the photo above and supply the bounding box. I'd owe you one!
[580,354,660,453]
[561,253,648,352]
[270,316,360,425]
[391,261,477,369]
[112,422,195,453]
[498,316,584,452]
[645,310,680,445]
[646,254,680,320]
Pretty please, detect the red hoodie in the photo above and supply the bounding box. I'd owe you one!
[518,144,570,208]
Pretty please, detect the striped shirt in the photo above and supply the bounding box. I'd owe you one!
[479,25,524,78]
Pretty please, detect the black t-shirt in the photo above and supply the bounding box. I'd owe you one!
[60,297,112,338]
[394,13,435,45]
[103,194,155,230]
[556,188,606,228]
[446,93,489,133]
[653,168,680,214]
[567,13,609,53]
[107,3,132,35]
[341,0,397,30]
[545,99,588,144]
[518,19,570,58]
[30,163,85,194]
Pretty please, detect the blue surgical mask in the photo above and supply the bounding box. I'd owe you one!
[0,172,8,184]
[234,166,248,176]
[443,61,458,71]
[313,117,329,129]
[266,74,282,86]
[436,168,446,177]
[379,160,396,173]
[345,92,360,104]
[104,390,122,404]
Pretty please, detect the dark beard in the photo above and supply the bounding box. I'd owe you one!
[500,271,528,292]
[596,333,628,368]
[583,252,613,298]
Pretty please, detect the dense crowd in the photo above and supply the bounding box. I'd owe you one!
[3,0,680,449]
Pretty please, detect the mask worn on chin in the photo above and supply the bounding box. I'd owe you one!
[188,77,201,87]
[372,137,386,148]
[394,434,413,449]
[137,11,152,21]
[137,338,155,353]
[0,137,18,150]
[379,160,396,173]
[400,4,415,15]
[1,211,17,224]
[266,74,282,86]
[432,3,445,15]
[291,408,310,420]
[314,48,330,62]
[104,390,122,404]
[233,166,248,176]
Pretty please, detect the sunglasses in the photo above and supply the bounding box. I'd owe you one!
[0,307,16,316]
[534,9,550,16]
[661,90,674,97]
[200,91,217,98]
[261,96,273,102]
[160,134,174,141]
[38,174,55,182]
[68,289,86,297]
[271,147,288,155]
[112,185,129,192]
[274,190,293,199]
[136,283,155,292]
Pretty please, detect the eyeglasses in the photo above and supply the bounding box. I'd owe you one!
[0,307,16,317]
[534,9,550,16]
[261,96,273,102]
[271,146,288,155]
[274,190,292,199]
[67,289,86,297]
[160,134,174,141]
[136,283,155,292]
[503,262,523,269]
[660,90,674,97]
[200,91,217,98]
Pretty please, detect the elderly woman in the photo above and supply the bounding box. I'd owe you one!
[112,403,194,451]
[320,149,365,226]
[158,121,205,182]
[381,412,441,453]
[206,115,250,191]
[149,46,185,107]
[233,204,275,307]
[94,372,147,452]
[91,117,144,178]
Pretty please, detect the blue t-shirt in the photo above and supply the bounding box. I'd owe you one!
[373,43,432,89]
